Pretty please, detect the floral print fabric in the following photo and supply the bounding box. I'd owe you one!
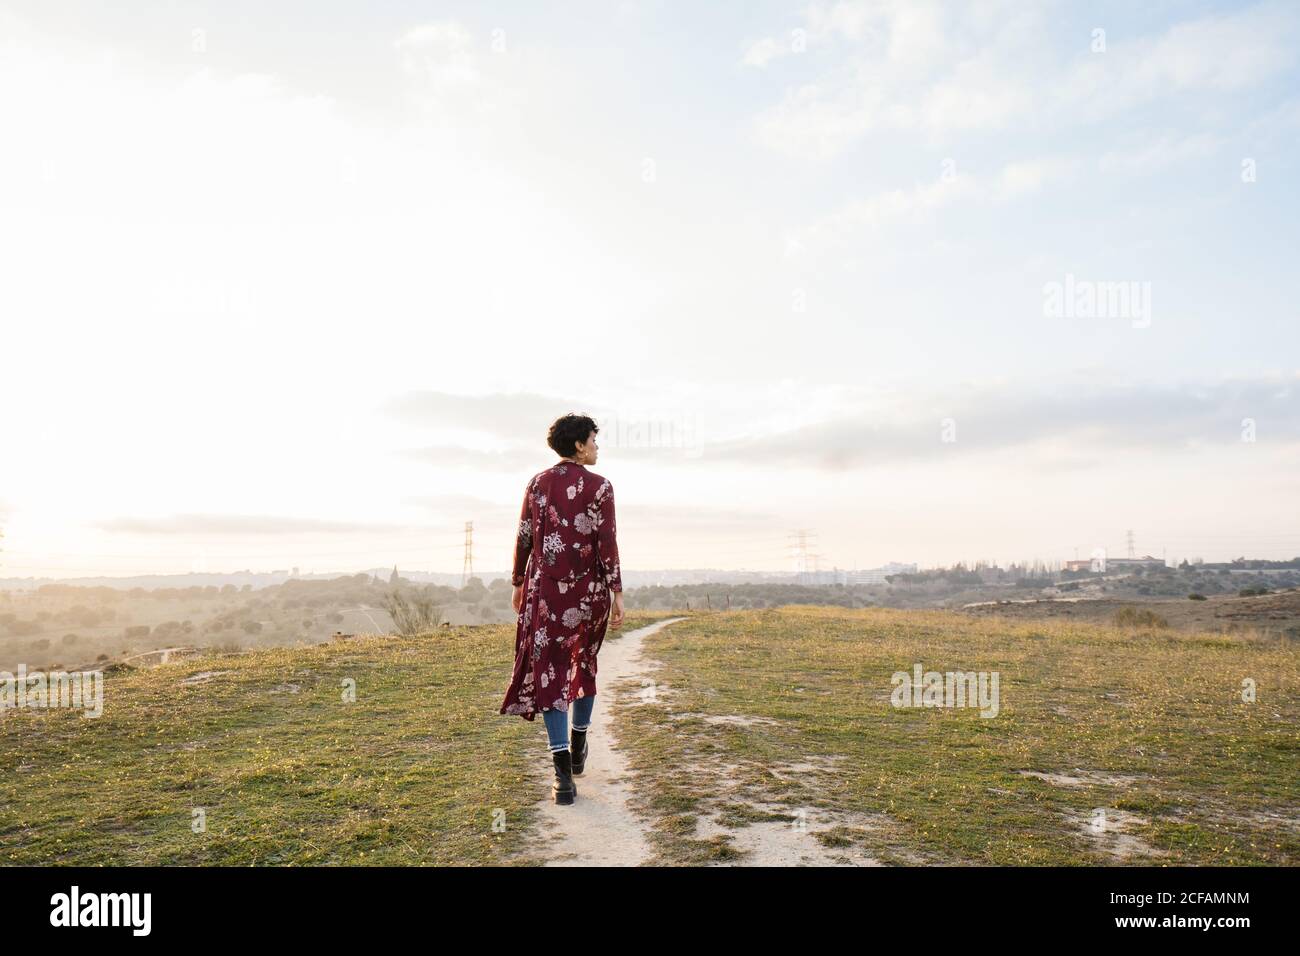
[499,461,622,721]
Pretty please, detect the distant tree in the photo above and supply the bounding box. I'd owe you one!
[460,577,487,601]
[390,566,400,586]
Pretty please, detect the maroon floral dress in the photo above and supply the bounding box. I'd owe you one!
[499,461,623,721]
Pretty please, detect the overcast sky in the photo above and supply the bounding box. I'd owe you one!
[1,0,1298,579]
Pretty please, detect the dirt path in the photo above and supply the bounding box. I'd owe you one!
[527,617,686,866]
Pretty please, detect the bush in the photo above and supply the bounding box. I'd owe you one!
[1188,593,1207,601]
[1114,607,1169,629]
[381,589,442,636]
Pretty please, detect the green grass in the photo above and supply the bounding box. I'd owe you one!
[8,606,1290,866]
[613,606,1299,865]
[0,613,658,865]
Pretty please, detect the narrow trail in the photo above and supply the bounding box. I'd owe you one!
[527,617,687,866]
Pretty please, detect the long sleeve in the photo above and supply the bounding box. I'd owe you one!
[511,481,533,586]
[594,480,622,593]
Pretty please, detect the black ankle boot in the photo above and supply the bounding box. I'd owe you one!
[551,749,576,805]
[570,728,589,776]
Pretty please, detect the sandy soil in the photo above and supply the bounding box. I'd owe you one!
[526,617,687,866]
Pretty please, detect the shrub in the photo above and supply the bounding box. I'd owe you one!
[1188,593,1207,601]
[380,589,442,636]
[1114,607,1169,629]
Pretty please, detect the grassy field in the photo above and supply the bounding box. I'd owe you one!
[4,606,1294,866]
[0,613,665,865]
[611,606,1299,865]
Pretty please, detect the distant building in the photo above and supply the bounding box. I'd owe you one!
[1067,555,1164,573]
[845,562,918,585]
[1105,555,1166,570]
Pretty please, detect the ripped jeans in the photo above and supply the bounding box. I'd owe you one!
[541,695,595,753]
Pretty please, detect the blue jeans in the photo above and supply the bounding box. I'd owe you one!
[542,695,595,753]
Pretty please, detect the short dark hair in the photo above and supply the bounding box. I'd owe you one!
[547,413,598,457]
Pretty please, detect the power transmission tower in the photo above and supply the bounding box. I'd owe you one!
[461,521,474,587]
[1126,529,1136,559]
[787,529,819,584]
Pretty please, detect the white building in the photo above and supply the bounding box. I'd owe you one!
[844,562,917,585]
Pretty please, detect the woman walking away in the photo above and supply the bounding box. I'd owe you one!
[499,413,624,804]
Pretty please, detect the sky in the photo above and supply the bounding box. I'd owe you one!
[1,0,1298,579]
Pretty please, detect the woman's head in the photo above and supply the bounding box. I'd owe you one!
[547,413,600,464]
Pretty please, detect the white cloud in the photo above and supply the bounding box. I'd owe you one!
[396,22,487,108]
[742,36,782,68]
[1054,4,1299,121]
[994,157,1080,199]
[815,169,977,232]
[1096,132,1222,175]
[754,81,879,160]
[794,156,1075,252]
[750,1,1300,160]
